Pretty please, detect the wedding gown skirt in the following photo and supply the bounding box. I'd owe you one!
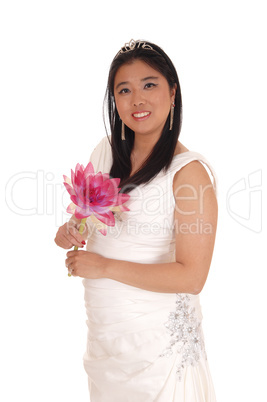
[82,136,217,401]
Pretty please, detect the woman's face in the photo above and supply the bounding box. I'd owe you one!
[114,59,176,140]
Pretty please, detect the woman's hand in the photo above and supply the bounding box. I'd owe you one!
[65,250,106,279]
[54,219,88,249]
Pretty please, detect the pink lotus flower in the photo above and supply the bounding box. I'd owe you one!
[63,162,130,236]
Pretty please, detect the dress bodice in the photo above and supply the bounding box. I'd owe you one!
[85,135,217,267]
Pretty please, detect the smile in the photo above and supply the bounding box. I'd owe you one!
[132,111,151,120]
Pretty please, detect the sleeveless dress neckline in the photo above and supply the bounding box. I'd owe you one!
[173,150,191,157]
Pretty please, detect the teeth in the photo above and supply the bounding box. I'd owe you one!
[133,112,150,118]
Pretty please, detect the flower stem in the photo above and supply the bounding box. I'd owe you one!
[68,218,87,277]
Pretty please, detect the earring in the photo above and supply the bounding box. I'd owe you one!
[121,121,125,140]
[169,103,175,131]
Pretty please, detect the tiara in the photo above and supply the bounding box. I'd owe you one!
[116,39,155,57]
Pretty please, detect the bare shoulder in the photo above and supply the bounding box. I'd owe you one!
[173,160,212,187]
[173,142,217,204]
[173,160,217,213]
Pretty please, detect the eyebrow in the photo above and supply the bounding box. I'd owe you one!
[115,76,159,90]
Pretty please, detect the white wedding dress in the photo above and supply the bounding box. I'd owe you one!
[83,136,217,401]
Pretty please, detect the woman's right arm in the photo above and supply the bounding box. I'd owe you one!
[54,216,88,249]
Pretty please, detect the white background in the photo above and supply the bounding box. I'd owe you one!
[1,1,266,401]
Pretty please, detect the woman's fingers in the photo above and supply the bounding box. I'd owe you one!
[67,224,86,247]
[54,222,87,249]
[65,252,78,275]
[55,235,73,249]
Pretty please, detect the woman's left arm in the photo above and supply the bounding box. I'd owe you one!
[65,161,218,294]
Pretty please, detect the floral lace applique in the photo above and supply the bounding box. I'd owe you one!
[159,294,207,381]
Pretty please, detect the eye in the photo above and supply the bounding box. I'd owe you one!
[144,83,157,89]
[118,88,130,94]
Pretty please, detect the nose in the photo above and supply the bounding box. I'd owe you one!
[132,90,145,107]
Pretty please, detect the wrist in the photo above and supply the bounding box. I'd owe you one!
[102,257,113,279]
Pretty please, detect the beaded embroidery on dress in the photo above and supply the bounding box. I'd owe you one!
[83,136,217,402]
[159,293,207,381]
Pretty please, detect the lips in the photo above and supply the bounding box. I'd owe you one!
[132,111,151,121]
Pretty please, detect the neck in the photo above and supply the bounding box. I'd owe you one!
[132,132,161,158]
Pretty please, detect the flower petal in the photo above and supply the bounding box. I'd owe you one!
[63,175,72,186]
[117,193,130,205]
[109,204,130,212]
[102,173,110,181]
[64,182,76,197]
[90,214,107,236]
[84,162,95,176]
[109,177,121,188]
[67,202,76,214]
[93,210,115,226]
[74,207,91,219]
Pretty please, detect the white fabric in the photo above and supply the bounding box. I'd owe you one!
[83,136,217,401]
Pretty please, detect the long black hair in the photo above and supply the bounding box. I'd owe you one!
[104,40,183,193]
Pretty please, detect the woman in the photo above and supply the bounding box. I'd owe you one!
[55,39,218,401]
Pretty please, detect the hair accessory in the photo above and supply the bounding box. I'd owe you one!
[169,103,175,131]
[117,39,154,56]
[121,121,125,140]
